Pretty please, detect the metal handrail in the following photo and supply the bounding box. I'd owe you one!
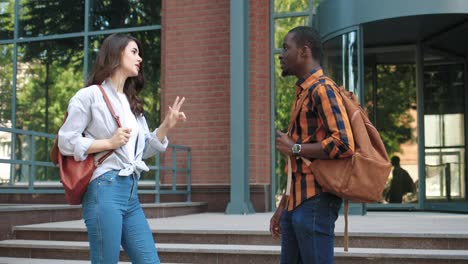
[0,126,191,202]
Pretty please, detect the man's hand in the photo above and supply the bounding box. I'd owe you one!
[269,210,282,238]
[276,130,294,156]
[269,195,286,238]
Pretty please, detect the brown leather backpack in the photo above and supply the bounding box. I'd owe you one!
[288,78,391,251]
[302,83,391,203]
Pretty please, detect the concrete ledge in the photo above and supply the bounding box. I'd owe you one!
[0,202,207,240]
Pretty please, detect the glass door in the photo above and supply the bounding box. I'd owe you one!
[422,49,467,212]
[363,46,420,209]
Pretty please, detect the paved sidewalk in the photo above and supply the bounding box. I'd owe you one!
[147,211,468,236]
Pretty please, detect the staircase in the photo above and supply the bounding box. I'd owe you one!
[1,212,468,263]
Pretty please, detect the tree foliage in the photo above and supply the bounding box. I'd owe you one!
[364,64,416,157]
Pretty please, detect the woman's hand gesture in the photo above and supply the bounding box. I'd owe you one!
[156,96,187,141]
[163,96,186,129]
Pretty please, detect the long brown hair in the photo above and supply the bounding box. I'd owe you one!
[87,33,144,116]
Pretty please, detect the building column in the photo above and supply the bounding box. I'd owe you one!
[225,0,255,214]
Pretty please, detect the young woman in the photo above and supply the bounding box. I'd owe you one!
[58,33,186,264]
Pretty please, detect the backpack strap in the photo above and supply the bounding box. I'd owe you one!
[344,199,349,251]
[95,85,121,165]
[284,88,309,196]
[98,85,122,127]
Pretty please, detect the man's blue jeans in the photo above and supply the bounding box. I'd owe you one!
[82,170,160,264]
[280,192,342,264]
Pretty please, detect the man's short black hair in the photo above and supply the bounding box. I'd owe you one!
[288,26,322,61]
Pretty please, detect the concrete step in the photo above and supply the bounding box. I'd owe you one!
[0,202,208,240]
[0,239,278,263]
[1,240,468,264]
[0,257,131,264]
[13,225,468,250]
[0,257,183,264]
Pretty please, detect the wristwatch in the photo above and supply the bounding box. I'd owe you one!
[291,144,301,156]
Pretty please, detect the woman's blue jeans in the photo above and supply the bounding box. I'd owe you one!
[280,192,342,264]
[82,170,160,264]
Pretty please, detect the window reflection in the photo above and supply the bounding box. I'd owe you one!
[0,44,12,183]
[274,0,309,13]
[19,0,84,37]
[0,0,14,39]
[363,47,418,204]
[15,38,83,181]
[90,0,161,31]
[322,31,358,96]
[16,38,84,134]
[424,62,465,201]
[0,1,162,184]
[0,44,13,126]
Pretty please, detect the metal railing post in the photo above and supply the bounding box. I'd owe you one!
[187,148,192,202]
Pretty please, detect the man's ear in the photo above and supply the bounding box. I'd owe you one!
[300,45,311,58]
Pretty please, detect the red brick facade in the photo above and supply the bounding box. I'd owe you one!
[161,0,271,211]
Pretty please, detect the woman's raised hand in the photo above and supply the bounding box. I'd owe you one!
[156,96,186,141]
[163,96,187,129]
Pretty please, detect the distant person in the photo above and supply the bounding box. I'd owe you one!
[386,156,415,203]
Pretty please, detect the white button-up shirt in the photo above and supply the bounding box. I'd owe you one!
[57,80,168,182]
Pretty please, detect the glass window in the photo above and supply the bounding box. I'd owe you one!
[274,0,309,13]
[88,34,106,72]
[274,16,309,49]
[425,148,465,199]
[0,44,12,182]
[424,62,465,201]
[322,31,359,95]
[363,47,418,204]
[0,44,13,127]
[90,0,161,31]
[0,0,14,39]
[19,0,84,37]
[16,38,84,133]
[1,1,162,184]
[15,38,83,181]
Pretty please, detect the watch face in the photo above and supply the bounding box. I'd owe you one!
[292,144,300,154]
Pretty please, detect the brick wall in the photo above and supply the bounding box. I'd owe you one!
[249,0,271,185]
[161,0,271,190]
